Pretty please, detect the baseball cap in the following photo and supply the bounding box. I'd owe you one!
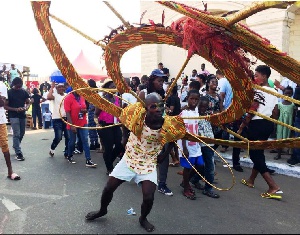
[150,69,165,77]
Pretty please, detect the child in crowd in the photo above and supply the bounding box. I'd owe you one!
[43,107,52,129]
[178,90,204,200]
[190,96,220,198]
[274,86,296,160]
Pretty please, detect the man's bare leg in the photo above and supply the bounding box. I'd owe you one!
[139,180,156,232]
[3,151,13,177]
[86,176,124,220]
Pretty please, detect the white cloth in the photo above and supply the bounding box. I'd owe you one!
[0,81,8,124]
[42,91,50,104]
[121,93,137,105]
[178,109,202,158]
[52,92,67,119]
[278,77,297,102]
[252,86,278,120]
[199,85,206,96]
[110,157,157,186]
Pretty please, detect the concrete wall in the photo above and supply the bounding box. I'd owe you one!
[140,1,248,79]
[289,9,300,62]
[140,1,300,82]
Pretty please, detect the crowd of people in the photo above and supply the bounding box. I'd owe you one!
[1,61,300,232]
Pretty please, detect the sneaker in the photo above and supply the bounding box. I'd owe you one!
[49,149,55,157]
[287,157,300,166]
[86,160,97,168]
[73,149,83,154]
[89,145,96,151]
[15,153,25,161]
[233,165,244,172]
[158,183,173,196]
[67,157,76,164]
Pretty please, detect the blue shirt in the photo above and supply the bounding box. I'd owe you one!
[219,78,233,109]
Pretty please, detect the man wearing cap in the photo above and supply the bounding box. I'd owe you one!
[47,82,69,158]
[158,62,170,83]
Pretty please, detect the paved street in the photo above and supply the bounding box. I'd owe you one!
[0,127,300,234]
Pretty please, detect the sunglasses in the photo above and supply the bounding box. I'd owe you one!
[149,102,165,110]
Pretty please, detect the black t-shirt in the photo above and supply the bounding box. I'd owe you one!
[162,68,169,83]
[7,88,30,119]
[31,94,42,108]
[166,95,181,116]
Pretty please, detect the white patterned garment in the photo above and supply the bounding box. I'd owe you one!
[124,123,163,175]
[198,119,214,147]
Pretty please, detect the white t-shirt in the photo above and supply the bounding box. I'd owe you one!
[0,81,8,124]
[121,93,137,106]
[52,92,67,119]
[177,109,202,158]
[252,86,278,120]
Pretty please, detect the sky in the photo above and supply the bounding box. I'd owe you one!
[0,0,141,77]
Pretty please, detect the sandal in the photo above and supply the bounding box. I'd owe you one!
[202,190,220,198]
[180,182,195,194]
[7,173,21,181]
[192,182,205,190]
[241,179,254,188]
[183,190,196,200]
[261,190,283,200]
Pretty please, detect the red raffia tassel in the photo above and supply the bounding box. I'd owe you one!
[177,17,252,78]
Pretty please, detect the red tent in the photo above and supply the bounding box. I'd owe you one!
[72,50,108,82]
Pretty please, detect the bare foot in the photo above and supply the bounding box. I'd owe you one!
[85,210,107,220]
[139,217,155,232]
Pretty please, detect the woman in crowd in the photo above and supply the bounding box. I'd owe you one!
[205,75,224,150]
[87,79,100,151]
[95,79,123,175]
[64,91,97,167]
[240,65,282,199]
[130,76,140,93]
[31,88,46,130]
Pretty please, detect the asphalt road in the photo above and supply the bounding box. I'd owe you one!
[0,128,299,234]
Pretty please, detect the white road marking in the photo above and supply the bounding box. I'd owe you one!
[1,197,21,212]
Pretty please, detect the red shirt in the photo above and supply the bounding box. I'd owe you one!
[64,94,87,129]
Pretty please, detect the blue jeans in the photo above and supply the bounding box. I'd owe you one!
[51,119,69,155]
[191,146,215,191]
[10,118,26,154]
[293,117,300,160]
[67,125,91,161]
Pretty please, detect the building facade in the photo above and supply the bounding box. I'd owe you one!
[140,1,300,82]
